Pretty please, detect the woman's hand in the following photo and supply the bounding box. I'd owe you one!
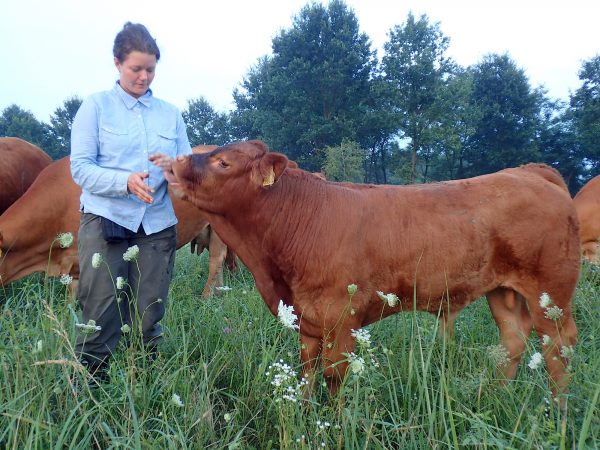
[128,172,154,203]
[149,152,180,187]
[148,153,172,170]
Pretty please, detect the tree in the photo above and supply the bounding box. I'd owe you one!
[462,54,543,177]
[381,12,455,183]
[47,96,82,159]
[0,104,50,151]
[234,0,376,170]
[322,138,366,182]
[182,97,231,146]
[570,54,600,181]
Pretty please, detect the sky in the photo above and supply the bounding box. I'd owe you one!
[1,0,599,123]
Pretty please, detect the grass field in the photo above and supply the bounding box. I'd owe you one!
[1,247,599,449]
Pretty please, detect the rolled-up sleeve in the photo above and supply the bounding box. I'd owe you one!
[70,98,130,197]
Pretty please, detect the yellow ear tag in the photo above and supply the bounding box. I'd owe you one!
[262,167,275,187]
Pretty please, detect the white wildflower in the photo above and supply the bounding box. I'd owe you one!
[542,335,551,346]
[347,284,358,295]
[120,324,131,334]
[91,253,103,269]
[171,393,184,407]
[32,339,43,355]
[116,276,126,290]
[544,305,564,321]
[528,352,544,370]
[57,232,74,248]
[487,344,510,368]
[224,413,232,423]
[560,345,575,359]
[59,274,73,285]
[347,352,365,375]
[215,286,232,292]
[76,319,102,334]
[277,300,299,330]
[376,290,399,307]
[266,359,307,402]
[539,292,552,309]
[351,328,372,348]
[123,245,140,262]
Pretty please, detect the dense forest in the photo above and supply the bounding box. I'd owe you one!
[1,1,599,194]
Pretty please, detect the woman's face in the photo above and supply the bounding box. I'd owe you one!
[114,51,157,98]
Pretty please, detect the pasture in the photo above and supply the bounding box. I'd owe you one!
[1,247,599,449]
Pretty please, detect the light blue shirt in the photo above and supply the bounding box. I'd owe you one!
[70,82,192,234]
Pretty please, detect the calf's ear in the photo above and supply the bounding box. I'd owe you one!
[257,152,289,187]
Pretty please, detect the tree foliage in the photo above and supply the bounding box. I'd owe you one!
[183,97,232,146]
[462,53,543,177]
[323,138,366,182]
[382,12,454,182]
[47,96,82,159]
[233,0,376,171]
[0,104,50,151]
[570,55,600,180]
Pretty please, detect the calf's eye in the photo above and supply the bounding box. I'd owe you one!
[218,159,230,168]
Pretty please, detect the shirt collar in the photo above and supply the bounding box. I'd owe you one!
[113,81,153,109]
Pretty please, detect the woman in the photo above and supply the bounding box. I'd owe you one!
[70,22,191,382]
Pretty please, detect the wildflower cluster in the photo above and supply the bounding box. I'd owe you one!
[560,345,574,359]
[528,352,544,370]
[92,253,103,269]
[171,393,184,407]
[116,276,126,290]
[350,327,379,369]
[215,285,232,292]
[59,274,73,285]
[376,290,399,307]
[539,292,564,320]
[277,300,299,330]
[76,319,102,334]
[346,352,366,375]
[347,284,358,295]
[56,232,74,248]
[487,344,510,368]
[123,245,139,262]
[351,328,371,347]
[266,360,308,403]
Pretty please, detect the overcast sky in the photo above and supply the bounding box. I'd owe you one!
[1,0,599,122]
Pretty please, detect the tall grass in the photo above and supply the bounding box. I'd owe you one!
[1,248,599,449]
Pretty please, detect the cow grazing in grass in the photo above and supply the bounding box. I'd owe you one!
[574,175,600,263]
[0,137,52,214]
[169,140,580,400]
[0,157,230,298]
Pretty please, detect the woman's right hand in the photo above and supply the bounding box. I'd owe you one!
[128,172,154,203]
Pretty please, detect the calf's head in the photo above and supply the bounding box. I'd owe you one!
[172,140,289,213]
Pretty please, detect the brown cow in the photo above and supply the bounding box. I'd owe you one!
[0,137,52,214]
[169,140,580,401]
[574,175,600,263]
[0,157,229,297]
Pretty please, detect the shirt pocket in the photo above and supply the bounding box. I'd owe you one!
[156,129,178,157]
[99,125,129,153]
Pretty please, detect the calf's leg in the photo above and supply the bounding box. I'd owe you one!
[299,333,322,395]
[487,288,533,379]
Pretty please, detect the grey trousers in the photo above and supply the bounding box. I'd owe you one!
[75,213,176,365]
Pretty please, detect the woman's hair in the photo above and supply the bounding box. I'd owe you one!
[113,22,160,62]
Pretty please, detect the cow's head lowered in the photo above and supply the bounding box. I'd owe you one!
[172,140,289,214]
